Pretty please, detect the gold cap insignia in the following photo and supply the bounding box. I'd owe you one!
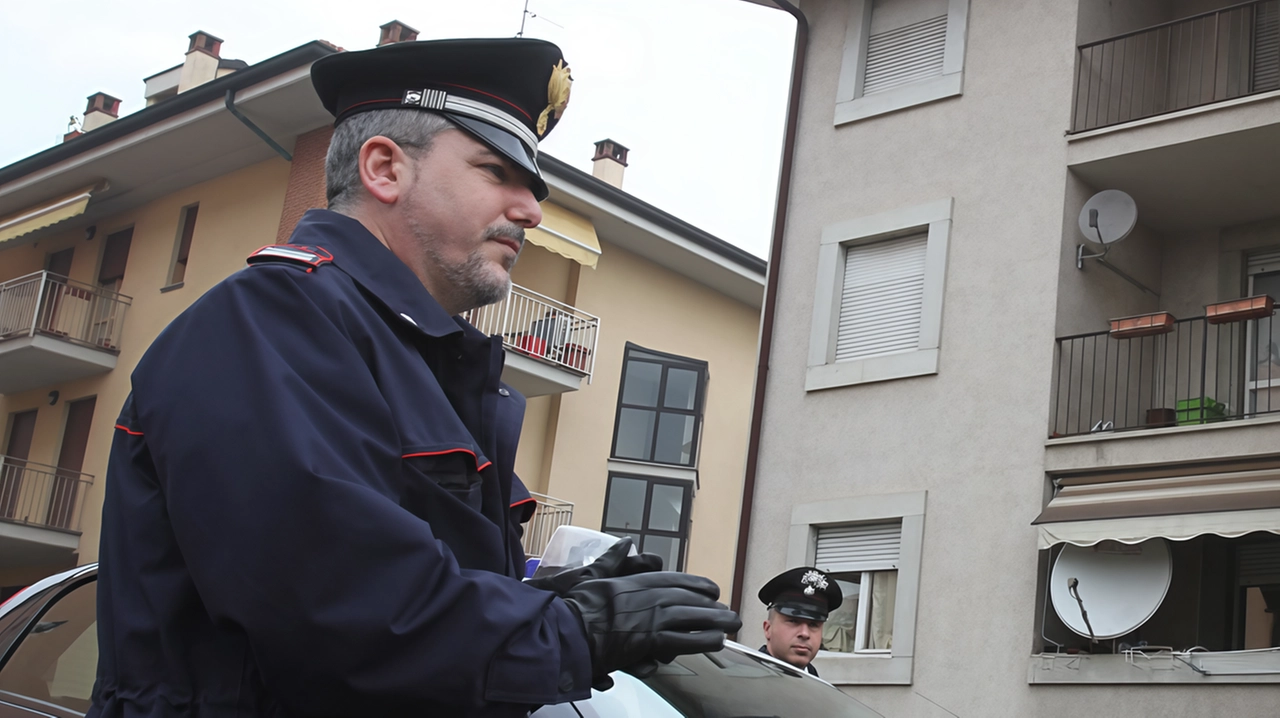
[537,60,573,137]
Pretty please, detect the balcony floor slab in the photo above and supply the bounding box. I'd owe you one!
[501,350,585,397]
[0,334,117,394]
[0,520,79,571]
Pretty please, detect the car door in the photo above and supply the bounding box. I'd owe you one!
[0,575,97,717]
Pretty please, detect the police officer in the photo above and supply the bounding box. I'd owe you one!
[90,38,740,718]
[758,567,843,676]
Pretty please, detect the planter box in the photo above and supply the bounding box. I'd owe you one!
[1109,312,1176,339]
[1206,295,1274,325]
[1176,397,1226,425]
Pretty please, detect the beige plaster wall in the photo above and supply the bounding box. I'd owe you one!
[542,238,759,593]
[0,157,291,574]
[510,241,574,305]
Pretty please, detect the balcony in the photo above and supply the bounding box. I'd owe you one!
[0,456,91,570]
[520,492,574,559]
[1051,309,1280,437]
[1072,0,1280,134]
[1067,0,1280,234]
[464,283,600,397]
[0,271,132,395]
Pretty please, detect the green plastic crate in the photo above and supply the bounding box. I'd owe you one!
[1175,397,1226,425]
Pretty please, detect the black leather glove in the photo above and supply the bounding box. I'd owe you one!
[525,537,663,595]
[561,571,742,689]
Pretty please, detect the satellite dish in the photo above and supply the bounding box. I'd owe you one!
[1049,538,1171,641]
[1078,190,1138,246]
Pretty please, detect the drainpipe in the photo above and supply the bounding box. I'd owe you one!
[729,0,808,616]
[225,89,293,161]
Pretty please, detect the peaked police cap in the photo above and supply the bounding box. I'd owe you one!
[311,38,572,201]
[759,567,844,622]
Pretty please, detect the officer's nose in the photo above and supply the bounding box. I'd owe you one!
[508,185,543,229]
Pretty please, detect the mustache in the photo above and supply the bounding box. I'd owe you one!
[485,223,526,249]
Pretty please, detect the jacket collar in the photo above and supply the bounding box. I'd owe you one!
[287,209,463,339]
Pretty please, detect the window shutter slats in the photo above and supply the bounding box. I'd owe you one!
[1238,542,1280,586]
[835,234,927,363]
[864,15,948,96]
[1253,1,1280,93]
[815,521,903,573]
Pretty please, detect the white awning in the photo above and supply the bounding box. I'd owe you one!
[1034,466,1280,549]
[527,202,601,268]
[0,182,106,246]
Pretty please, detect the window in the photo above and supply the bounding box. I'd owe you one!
[611,344,708,467]
[0,577,97,713]
[168,204,199,286]
[602,474,692,572]
[835,0,970,124]
[817,521,902,654]
[807,198,952,391]
[787,490,926,685]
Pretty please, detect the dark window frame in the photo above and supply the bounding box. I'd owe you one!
[610,342,709,467]
[169,203,199,285]
[601,472,694,572]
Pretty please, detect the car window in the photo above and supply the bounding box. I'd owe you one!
[0,578,97,714]
[573,647,882,718]
[571,673,684,718]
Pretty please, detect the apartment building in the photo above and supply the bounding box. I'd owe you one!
[738,1,1280,715]
[0,23,763,598]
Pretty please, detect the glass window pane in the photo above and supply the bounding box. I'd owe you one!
[654,413,695,465]
[643,535,683,572]
[604,478,648,531]
[866,570,897,650]
[648,483,685,532]
[607,530,643,548]
[0,580,97,713]
[821,575,861,654]
[622,361,663,406]
[614,409,656,460]
[663,368,700,410]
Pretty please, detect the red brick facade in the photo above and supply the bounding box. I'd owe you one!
[275,126,333,243]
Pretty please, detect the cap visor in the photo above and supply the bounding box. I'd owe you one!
[776,605,828,622]
[446,113,549,201]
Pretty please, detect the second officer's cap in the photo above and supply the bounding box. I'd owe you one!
[310,38,572,201]
[758,567,844,622]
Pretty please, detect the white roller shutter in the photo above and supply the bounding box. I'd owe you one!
[1253,1,1280,93]
[835,233,927,363]
[1238,541,1280,586]
[815,521,902,573]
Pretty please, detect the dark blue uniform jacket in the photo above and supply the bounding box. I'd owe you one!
[90,209,592,717]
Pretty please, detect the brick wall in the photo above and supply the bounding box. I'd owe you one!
[275,126,332,243]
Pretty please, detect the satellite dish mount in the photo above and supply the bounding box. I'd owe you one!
[1076,190,1158,297]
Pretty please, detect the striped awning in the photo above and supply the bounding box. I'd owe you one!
[1033,466,1280,549]
[528,202,601,269]
[0,182,107,246]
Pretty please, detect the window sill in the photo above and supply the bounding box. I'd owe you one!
[811,653,912,685]
[606,459,698,491]
[159,282,185,293]
[834,73,963,126]
[805,349,938,391]
[1027,653,1280,684]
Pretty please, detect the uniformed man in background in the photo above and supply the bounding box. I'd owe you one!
[758,567,844,676]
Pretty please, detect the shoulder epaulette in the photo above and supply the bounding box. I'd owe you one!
[246,245,334,272]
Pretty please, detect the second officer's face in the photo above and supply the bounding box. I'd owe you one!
[400,128,543,315]
[763,610,823,668]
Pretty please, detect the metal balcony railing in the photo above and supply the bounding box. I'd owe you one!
[1071,0,1280,132]
[521,492,574,559]
[0,456,93,533]
[1051,312,1280,437]
[464,283,600,381]
[0,271,133,352]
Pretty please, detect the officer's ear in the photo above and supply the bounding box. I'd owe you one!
[358,135,414,206]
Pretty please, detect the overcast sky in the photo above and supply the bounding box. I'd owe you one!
[0,0,796,258]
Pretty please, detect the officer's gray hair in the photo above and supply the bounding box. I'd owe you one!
[325,109,457,212]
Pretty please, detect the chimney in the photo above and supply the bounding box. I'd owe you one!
[379,20,419,46]
[80,92,122,132]
[178,31,223,93]
[591,139,629,188]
